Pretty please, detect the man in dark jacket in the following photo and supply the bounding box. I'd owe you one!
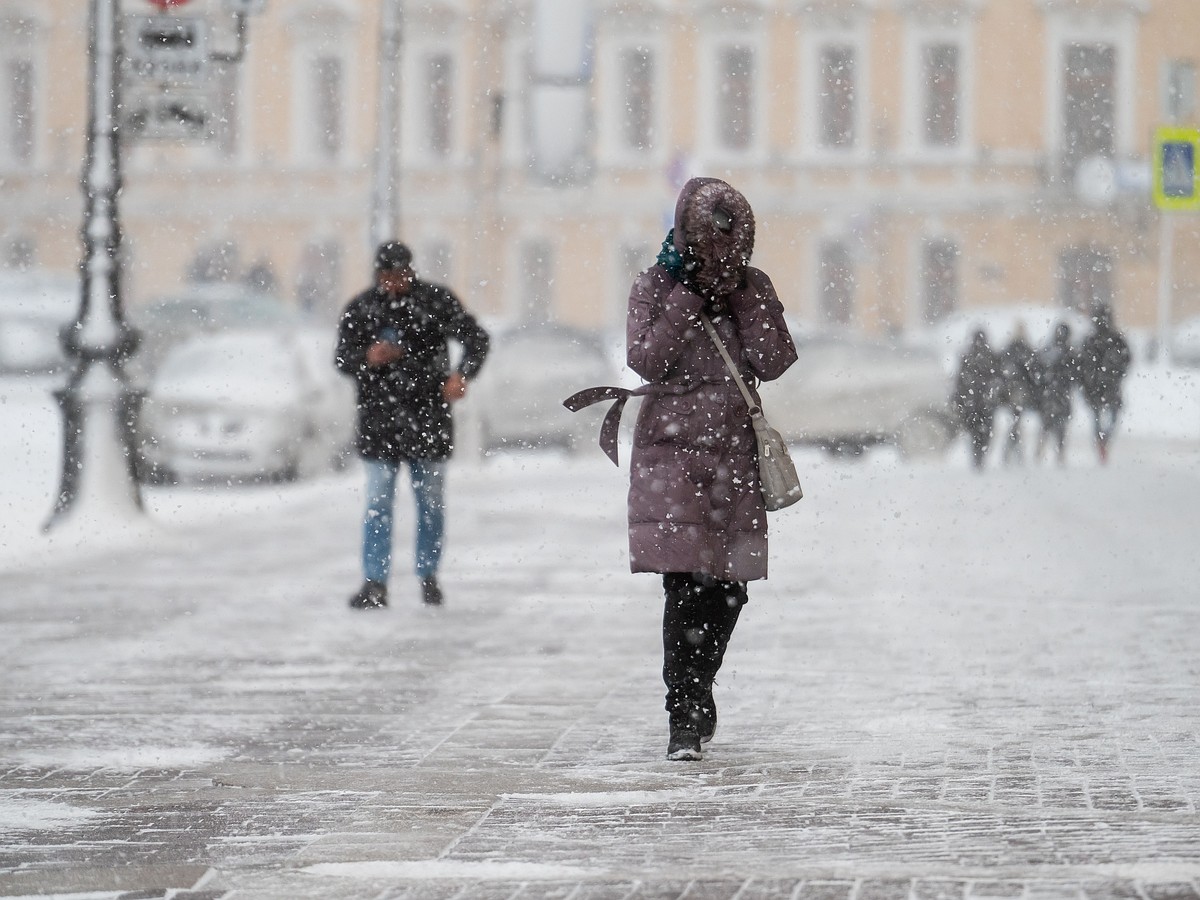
[999,323,1040,465]
[952,330,1002,470]
[335,241,489,609]
[1035,321,1076,465]
[1077,305,1130,464]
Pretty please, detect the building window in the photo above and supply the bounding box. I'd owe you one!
[1164,59,1196,123]
[819,44,857,150]
[718,44,756,152]
[5,56,34,165]
[921,238,959,324]
[619,47,655,153]
[818,240,855,326]
[923,43,960,148]
[1062,43,1115,181]
[519,240,554,324]
[1058,246,1113,316]
[313,56,343,160]
[425,52,454,158]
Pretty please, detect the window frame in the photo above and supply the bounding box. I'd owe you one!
[698,28,769,165]
[0,12,43,172]
[912,233,962,327]
[1043,10,1138,184]
[286,3,357,168]
[597,34,667,167]
[800,21,871,163]
[900,20,976,161]
[403,37,468,168]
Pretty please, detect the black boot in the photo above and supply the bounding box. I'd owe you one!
[349,580,388,610]
[421,575,443,606]
[662,574,745,749]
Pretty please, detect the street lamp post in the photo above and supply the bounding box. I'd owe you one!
[370,0,402,247]
[45,0,143,532]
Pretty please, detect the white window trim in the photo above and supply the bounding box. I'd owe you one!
[402,34,469,169]
[596,34,668,169]
[812,231,857,327]
[287,4,357,168]
[899,21,976,163]
[0,6,45,172]
[908,229,963,329]
[1043,9,1139,166]
[799,21,871,165]
[697,27,770,167]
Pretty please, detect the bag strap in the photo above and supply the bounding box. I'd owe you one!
[699,312,761,416]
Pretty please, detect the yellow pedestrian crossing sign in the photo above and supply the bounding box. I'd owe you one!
[1153,126,1200,211]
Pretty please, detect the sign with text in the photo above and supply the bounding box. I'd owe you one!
[124,15,210,83]
[1153,126,1200,211]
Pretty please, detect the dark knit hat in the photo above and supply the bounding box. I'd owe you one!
[374,240,413,272]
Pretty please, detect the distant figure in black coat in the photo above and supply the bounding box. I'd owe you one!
[999,323,1040,466]
[953,330,1003,470]
[1035,321,1076,465]
[1077,306,1131,464]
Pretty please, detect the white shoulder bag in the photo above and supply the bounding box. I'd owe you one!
[700,313,803,511]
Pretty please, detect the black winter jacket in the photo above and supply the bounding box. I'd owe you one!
[335,280,489,461]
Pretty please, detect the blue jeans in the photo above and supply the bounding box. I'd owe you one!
[361,457,446,583]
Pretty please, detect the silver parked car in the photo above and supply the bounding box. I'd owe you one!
[756,328,956,458]
[138,329,354,483]
[467,323,618,454]
[127,284,303,385]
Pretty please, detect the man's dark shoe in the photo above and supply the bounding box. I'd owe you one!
[666,723,703,761]
[697,688,717,744]
[421,575,443,606]
[348,580,388,610]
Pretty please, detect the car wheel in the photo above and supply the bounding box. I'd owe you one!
[896,410,955,459]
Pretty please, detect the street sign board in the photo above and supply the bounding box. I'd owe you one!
[124,15,209,83]
[123,86,211,141]
[1153,126,1200,211]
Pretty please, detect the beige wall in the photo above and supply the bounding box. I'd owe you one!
[2,0,1198,340]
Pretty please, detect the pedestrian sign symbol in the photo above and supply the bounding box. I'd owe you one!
[1153,127,1200,211]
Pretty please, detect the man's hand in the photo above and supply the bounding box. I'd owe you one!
[365,340,404,367]
[442,371,468,402]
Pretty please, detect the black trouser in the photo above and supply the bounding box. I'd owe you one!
[662,573,747,727]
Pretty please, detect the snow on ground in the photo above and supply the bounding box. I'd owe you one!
[2,367,1200,892]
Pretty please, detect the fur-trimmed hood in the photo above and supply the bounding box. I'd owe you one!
[672,177,756,298]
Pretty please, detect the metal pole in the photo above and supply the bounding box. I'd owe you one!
[1156,212,1175,365]
[369,0,402,248]
[45,0,143,531]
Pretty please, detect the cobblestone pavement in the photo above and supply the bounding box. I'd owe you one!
[1,448,1198,900]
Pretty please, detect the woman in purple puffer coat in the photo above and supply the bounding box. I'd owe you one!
[628,177,796,761]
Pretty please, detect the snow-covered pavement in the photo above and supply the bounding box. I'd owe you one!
[2,374,1200,899]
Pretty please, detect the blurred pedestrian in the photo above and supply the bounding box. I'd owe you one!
[335,241,489,609]
[1035,321,1076,465]
[952,330,1003,470]
[627,178,796,761]
[999,322,1040,465]
[1077,305,1131,464]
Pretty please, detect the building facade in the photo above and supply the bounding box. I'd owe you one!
[1,0,1197,339]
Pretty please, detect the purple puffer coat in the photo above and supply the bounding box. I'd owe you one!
[627,179,796,582]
